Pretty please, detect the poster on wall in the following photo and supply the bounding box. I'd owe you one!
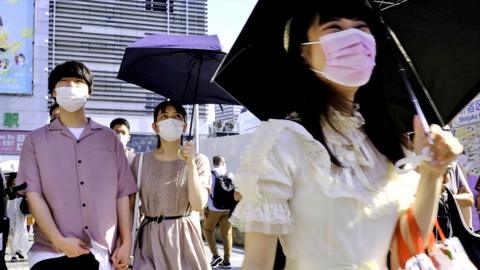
[0,0,34,95]
[453,124,480,177]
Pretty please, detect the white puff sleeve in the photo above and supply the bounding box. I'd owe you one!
[231,122,297,235]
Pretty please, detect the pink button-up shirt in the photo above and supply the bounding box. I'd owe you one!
[16,118,137,255]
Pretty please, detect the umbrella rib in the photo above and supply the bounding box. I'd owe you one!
[213,46,248,78]
[371,0,409,11]
[181,56,199,102]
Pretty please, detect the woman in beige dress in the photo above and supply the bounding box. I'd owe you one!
[132,100,211,270]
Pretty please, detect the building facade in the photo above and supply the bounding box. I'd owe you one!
[49,0,212,134]
[0,0,213,170]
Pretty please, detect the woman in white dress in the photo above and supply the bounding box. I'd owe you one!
[232,1,463,269]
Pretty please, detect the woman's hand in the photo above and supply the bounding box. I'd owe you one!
[182,140,196,165]
[111,238,131,270]
[412,116,463,175]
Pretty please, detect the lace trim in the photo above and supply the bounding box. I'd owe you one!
[239,119,417,219]
[272,119,414,218]
[231,199,293,234]
[239,121,286,198]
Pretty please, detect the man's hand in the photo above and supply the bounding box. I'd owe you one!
[54,237,90,258]
[112,238,131,270]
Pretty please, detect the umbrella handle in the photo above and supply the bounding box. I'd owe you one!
[397,67,434,144]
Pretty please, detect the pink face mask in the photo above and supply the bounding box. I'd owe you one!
[302,28,376,87]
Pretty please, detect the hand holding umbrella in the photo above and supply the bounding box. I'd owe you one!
[179,140,196,162]
[406,116,463,175]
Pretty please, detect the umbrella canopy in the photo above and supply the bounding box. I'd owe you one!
[118,34,238,105]
[213,0,480,129]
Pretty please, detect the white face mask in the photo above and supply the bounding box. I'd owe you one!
[157,118,184,142]
[55,86,89,112]
[117,133,130,148]
[215,165,227,176]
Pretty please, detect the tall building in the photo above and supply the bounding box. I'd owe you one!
[48,0,210,133]
[215,104,242,126]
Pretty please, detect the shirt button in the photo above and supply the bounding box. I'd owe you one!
[78,160,82,163]
[82,203,86,207]
[80,182,84,185]
[84,226,88,230]
[76,140,80,143]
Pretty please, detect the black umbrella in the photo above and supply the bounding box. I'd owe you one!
[213,0,480,131]
[118,34,239,138]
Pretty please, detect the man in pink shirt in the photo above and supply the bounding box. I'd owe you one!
[16,61,137,270]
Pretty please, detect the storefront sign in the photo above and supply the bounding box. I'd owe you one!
[0,130,28,155]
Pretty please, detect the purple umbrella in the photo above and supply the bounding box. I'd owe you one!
[118,34,239,137]
[118,34,237,105]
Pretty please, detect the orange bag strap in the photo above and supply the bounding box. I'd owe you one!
[395,208,441,267]
[395,222,412,268]
[406,208,427,252]
[433,219,446,242]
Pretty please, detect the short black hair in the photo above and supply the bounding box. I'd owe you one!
[110,118,130,131]
[49,102,59,116]
[48,61,93,95]
[213,155,225,167]
[153,100,187,123]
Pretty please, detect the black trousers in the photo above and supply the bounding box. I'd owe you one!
[273,240,286,270]
[31,253,99,270]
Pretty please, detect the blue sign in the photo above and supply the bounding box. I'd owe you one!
[452,94,480,127]
[0,0,34,95]
[128,134,157,153]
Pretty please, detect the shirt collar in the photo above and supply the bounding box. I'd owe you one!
[49,117,102,131]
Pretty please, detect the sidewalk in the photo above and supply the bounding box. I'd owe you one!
[5,234,31,270]
[205,243,244,270]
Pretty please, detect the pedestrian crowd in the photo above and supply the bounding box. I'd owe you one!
[2,1,480,269]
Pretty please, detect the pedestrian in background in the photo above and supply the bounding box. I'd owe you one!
[203,155,238,269]
[49,103,60,123]
[436,161,474,239]
[5,173,28,263]
[110,117,136,165]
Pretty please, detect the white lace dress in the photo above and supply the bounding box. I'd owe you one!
[231,109,420,270]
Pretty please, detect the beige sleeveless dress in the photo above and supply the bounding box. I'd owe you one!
[131,152,211,270]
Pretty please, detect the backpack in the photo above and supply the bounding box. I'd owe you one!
[211,170,237,211]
